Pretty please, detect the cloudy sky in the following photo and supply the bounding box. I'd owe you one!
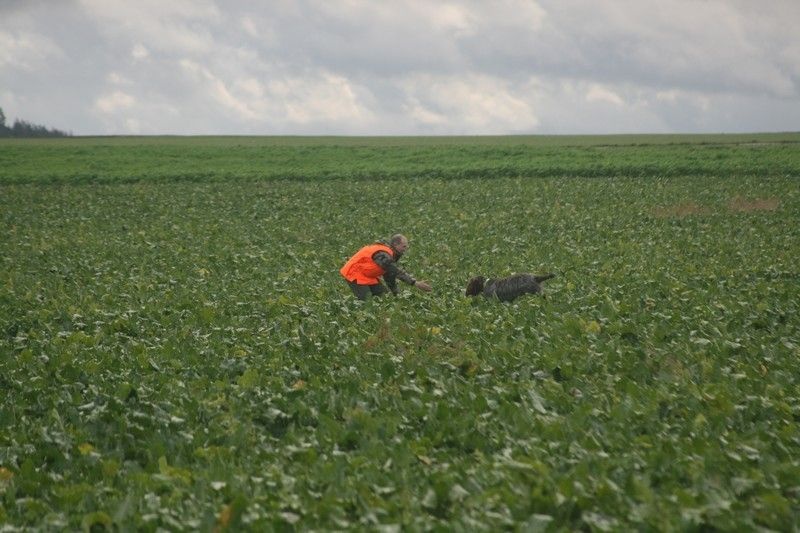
[1,0,798,135]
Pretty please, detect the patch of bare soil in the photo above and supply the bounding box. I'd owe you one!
[651,202,713,218]
[727,196,780,212]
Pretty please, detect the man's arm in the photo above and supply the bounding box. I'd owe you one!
[373,251,416,294]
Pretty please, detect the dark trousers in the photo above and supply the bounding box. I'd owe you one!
[346,280,388,300]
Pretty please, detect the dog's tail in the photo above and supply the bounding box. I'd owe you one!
[534,273,556,283]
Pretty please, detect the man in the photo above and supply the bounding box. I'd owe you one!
[340,234,432,300]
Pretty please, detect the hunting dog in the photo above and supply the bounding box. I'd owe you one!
[465,273,555,302]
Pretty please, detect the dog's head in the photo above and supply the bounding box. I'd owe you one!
[465,276,486,297]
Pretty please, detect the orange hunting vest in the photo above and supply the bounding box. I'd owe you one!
[340,243,395,285]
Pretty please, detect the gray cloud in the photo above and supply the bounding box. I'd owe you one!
[1,0,798,134]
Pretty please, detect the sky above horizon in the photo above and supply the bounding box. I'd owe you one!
[2,0,799,136]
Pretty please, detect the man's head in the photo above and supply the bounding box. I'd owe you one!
[390,234,409,254]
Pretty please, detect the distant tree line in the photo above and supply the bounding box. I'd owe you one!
[0,106,71,137]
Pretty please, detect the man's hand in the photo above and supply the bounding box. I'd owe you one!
[415,281,432,292]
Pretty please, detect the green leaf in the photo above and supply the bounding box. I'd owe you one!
[81,511,112,533]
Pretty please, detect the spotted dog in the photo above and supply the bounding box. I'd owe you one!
[465,273,555,302]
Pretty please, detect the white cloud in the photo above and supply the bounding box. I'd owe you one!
[107,72,131,85]
[125,118,141,133]
[179,59,257,120]
[179,59,372,125]
[235,78,264,99]
[586,85,624,106]
[655,90,678,103]
[280,73,371,124]
[0,30,61,70]
[425,3,476,34]
[655,89,710,111]
[78,0,221,55]
[534,0,799,98]
[240,16,258,39]
[406,98,447,126]
[400,74,538,133]
[471,0,545,32]
[94,91,135,113]
[0,90,21,112]
[3,0,798,134]
[131,44,149,60]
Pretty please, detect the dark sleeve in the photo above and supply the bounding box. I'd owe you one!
[373,251,417,291]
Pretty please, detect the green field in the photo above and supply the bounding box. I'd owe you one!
[2,134,800,530]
